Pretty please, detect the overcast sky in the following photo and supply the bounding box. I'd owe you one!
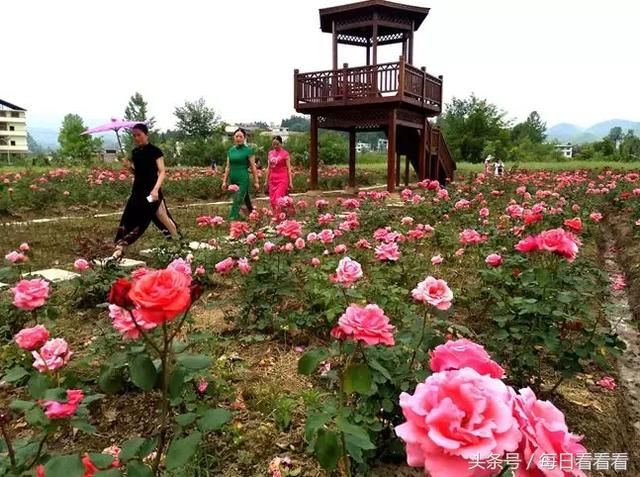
[4,0,639,130]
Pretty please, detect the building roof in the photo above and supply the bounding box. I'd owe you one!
[319,0,430,38]
[0,99,27,111]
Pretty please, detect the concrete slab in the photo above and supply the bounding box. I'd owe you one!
[189,241,216,251]
[0,282,9,289]
[94,258,146,269]
[27,268,79,283]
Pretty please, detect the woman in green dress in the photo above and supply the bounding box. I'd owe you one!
[222,128,260,220]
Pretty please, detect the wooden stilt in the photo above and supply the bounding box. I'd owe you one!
[387,110,396,193]
[310,115,319,190]
[348,129,356,189]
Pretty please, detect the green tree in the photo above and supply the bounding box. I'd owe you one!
[319,131,348,164]
[281,115,310,132]
[512,111,546,144]
[174,98,220,139]
[58,114,102,161]
[27,133,40,153]
[123,92,158,149]
[607,126,623,143]
[439,94,510,163]
[619,130,640,161]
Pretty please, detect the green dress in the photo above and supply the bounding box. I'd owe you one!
[227,144,254,220]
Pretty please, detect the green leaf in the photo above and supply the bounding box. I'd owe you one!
[176,354,212,370]
[28,373,52,399]
[71,419,97,434]
[168,367,186,399]
[99,366,124,394]
[25,406,49,427]
[138,438,158,460]
[9,400,35,411]
[43,455,85,477]
[82,393,105,405]
[368,358,392,381]
[175,412,197,427]
[197,408,232,432]
[314,429,341,471]
[119,437,146,462]
[129,354,157,391]
[165,432,202,470]
[172,340,188,353]
[304,412,332,442]
[127,462,153,477]
[43,388,68,401]
[2,366,29,383]
[343,363,371,395]
[88,453,115,469]
[297,348,329,375]
[94,470,121,477]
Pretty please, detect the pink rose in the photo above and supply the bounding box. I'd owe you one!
[515,235,540,253]
[479,207,490,218]
[73,258,91,271]
[15,325,50,351]
[430,338,505,378]
[5,251,28,263]
[109,304,157,340]
[412,276,453,310]
[307,232,318,242]
[19,242,30,252]
[32,338,72,372]
[11,279,50,311]
[318,229,335,244]
[512,387,587,477]
[311,258,321,267]
[485,253,503,267]
[41,389,84,419]
[215,257,235,274]
[276,220,303,239]
[395,369,521,477]
[238,257,252,274]
[128,269,192,325]
[330,304,395,346]
[263,241,276,253]
[197,377,209,394]
[563,217,582,234]
[295,238,306,250]
[375,242,400,262]
[334,244,347,254]
[401,217,414,226]
[596,376,616,391]
[459,228,487,245]
[195,265,206,276]
[356,239,372,249]
[335,257,363,286]
[167,258,192,281]
[537,228,580,262]
[431,254,443,265]
[246,233,257,245]
[230,221,250,239]
[589,212,603,223]
[228,184,240,192]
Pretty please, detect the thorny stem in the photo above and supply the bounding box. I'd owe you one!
[337,341,354,477]
[408,308,429,370]
[153,322,171,476]
[0,420,17,472]
[26,432,49,469]
[127,309,161,356]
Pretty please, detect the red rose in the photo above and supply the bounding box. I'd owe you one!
[108,278,134,308]
[128,269,192,324]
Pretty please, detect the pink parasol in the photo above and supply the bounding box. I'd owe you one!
[82,118,147,152]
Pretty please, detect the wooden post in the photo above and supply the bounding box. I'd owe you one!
[387,110,396,193]
[421,66,426,107]
[366,45,370,66]
[372,14,378,66]
[398,56,405,100]
[293,69,299,110]
[438,74,444,110]
[310,114,319,190]
[332,21,338,71]
[418,116,427,180]
[348,129,356,189]
[342,62,349,102]
[396,152,401,187]
[402,33,408,59]
[408,23,414,64]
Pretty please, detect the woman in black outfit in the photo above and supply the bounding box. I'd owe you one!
[113,123,179,258]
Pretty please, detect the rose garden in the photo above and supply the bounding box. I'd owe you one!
[1,164,640,476]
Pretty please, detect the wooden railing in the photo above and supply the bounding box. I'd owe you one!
[294,57,442,110]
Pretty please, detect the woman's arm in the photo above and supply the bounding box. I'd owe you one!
[222,157,230,189]
[150,157,167,200]
[249,155,260,191]
[123,157,134,173]
[286,155,293,189]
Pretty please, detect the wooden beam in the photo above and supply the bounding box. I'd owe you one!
[408,22,415,64]
[372,13,379,66]
[418,117,427,180]
[348,130,356,188]
[366,45,370,65]
[396,152,401,187]
[310,115,319,190]
[404,152,410,186]
[332,21,338,71]
[387,110,396,193]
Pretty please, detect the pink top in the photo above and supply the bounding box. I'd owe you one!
[268,148,289,174]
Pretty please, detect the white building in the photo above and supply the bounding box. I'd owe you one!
[0,99,28,155]
[356,142,370,153]
[377,138,389,152]
[554,143,573,159]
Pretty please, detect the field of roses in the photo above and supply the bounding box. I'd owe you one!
[0,166,383,217]
[2,168,640,476]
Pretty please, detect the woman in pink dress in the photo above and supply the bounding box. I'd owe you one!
[266,136,293,212]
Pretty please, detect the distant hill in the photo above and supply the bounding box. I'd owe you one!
[546,119,640,144]
[28,125,119,151]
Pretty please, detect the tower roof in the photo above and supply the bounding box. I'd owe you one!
[0,99,26,111]
[320,0,429,45]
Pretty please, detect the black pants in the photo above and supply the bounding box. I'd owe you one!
[245,193,253,212]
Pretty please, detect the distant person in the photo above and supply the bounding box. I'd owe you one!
[266,135,293,213]
[113,123,179,259]
[495,159,505,177]
[222,128,260,220]
[484,155,493,175]
[210,157,217,172]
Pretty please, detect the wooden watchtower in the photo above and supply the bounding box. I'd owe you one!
[294,0,455,192]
